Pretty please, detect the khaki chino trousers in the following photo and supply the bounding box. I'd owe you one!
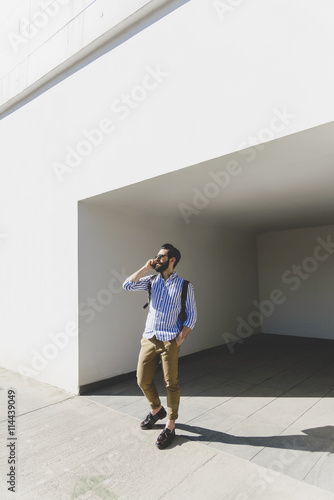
[137,336,180,421]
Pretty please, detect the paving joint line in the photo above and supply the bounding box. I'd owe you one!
[248,387,334,464]
[184,383,259,426]
[302,450,329,482]
[0,395,75,422]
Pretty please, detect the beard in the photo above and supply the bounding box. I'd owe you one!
[155,260,170,273]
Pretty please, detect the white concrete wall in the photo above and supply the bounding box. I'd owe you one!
[78,199,259,386]
[257,225,334,339]
[1,0,334,392]
[0,0,175,112]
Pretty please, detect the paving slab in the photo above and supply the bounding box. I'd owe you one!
[87,391,144,411]
[2,368,334,500]
[0,367,73,418]
[304,441,334,491]
[213,388,279,418]
[161,452,334,500]
[279,395,334,435]
[260,366,319,391]
[250,434,331,482]
[177,380,254,417]
[242,395,323,430]
[184,407,247,433]
[234,362,288,385]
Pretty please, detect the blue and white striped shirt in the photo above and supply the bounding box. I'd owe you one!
[123,272,197,341]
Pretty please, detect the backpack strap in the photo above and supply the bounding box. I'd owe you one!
[143,275,157,309]
[179,280,189,330]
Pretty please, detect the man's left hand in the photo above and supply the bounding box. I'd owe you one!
[175,336,182,347]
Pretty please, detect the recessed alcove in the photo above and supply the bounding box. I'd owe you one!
[78,121,334,389]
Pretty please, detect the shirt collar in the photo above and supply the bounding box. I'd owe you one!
[168,271,178,282]
[156,271,178,284]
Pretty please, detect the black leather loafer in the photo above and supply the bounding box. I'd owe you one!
[140,406,167,429]
[155,427,175,449]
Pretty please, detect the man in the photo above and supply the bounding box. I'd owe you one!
[122,243,197,449]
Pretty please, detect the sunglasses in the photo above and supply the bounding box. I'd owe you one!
[155,254,169,261]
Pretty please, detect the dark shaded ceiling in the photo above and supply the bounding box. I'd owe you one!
[82,121,334,233]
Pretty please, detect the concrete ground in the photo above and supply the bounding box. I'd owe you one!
[1,334,334,499]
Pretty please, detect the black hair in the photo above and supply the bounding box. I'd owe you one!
[160,243,181,268]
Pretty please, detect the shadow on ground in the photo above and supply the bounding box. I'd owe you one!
[170,423,334,453]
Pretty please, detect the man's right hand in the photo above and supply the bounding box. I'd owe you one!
[145,258,157,271]
[128,259,157,283]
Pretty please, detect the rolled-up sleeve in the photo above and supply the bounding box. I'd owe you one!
[183,283,197,330]
[122,275,153,291]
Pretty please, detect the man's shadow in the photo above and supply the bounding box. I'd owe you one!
[155,423,334,453]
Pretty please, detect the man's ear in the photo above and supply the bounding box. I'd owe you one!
[170,257,176,267]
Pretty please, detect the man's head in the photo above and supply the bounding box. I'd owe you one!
[154,243,181,274]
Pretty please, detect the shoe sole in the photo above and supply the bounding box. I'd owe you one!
[155,438,175,449]
[155,431,175,449]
